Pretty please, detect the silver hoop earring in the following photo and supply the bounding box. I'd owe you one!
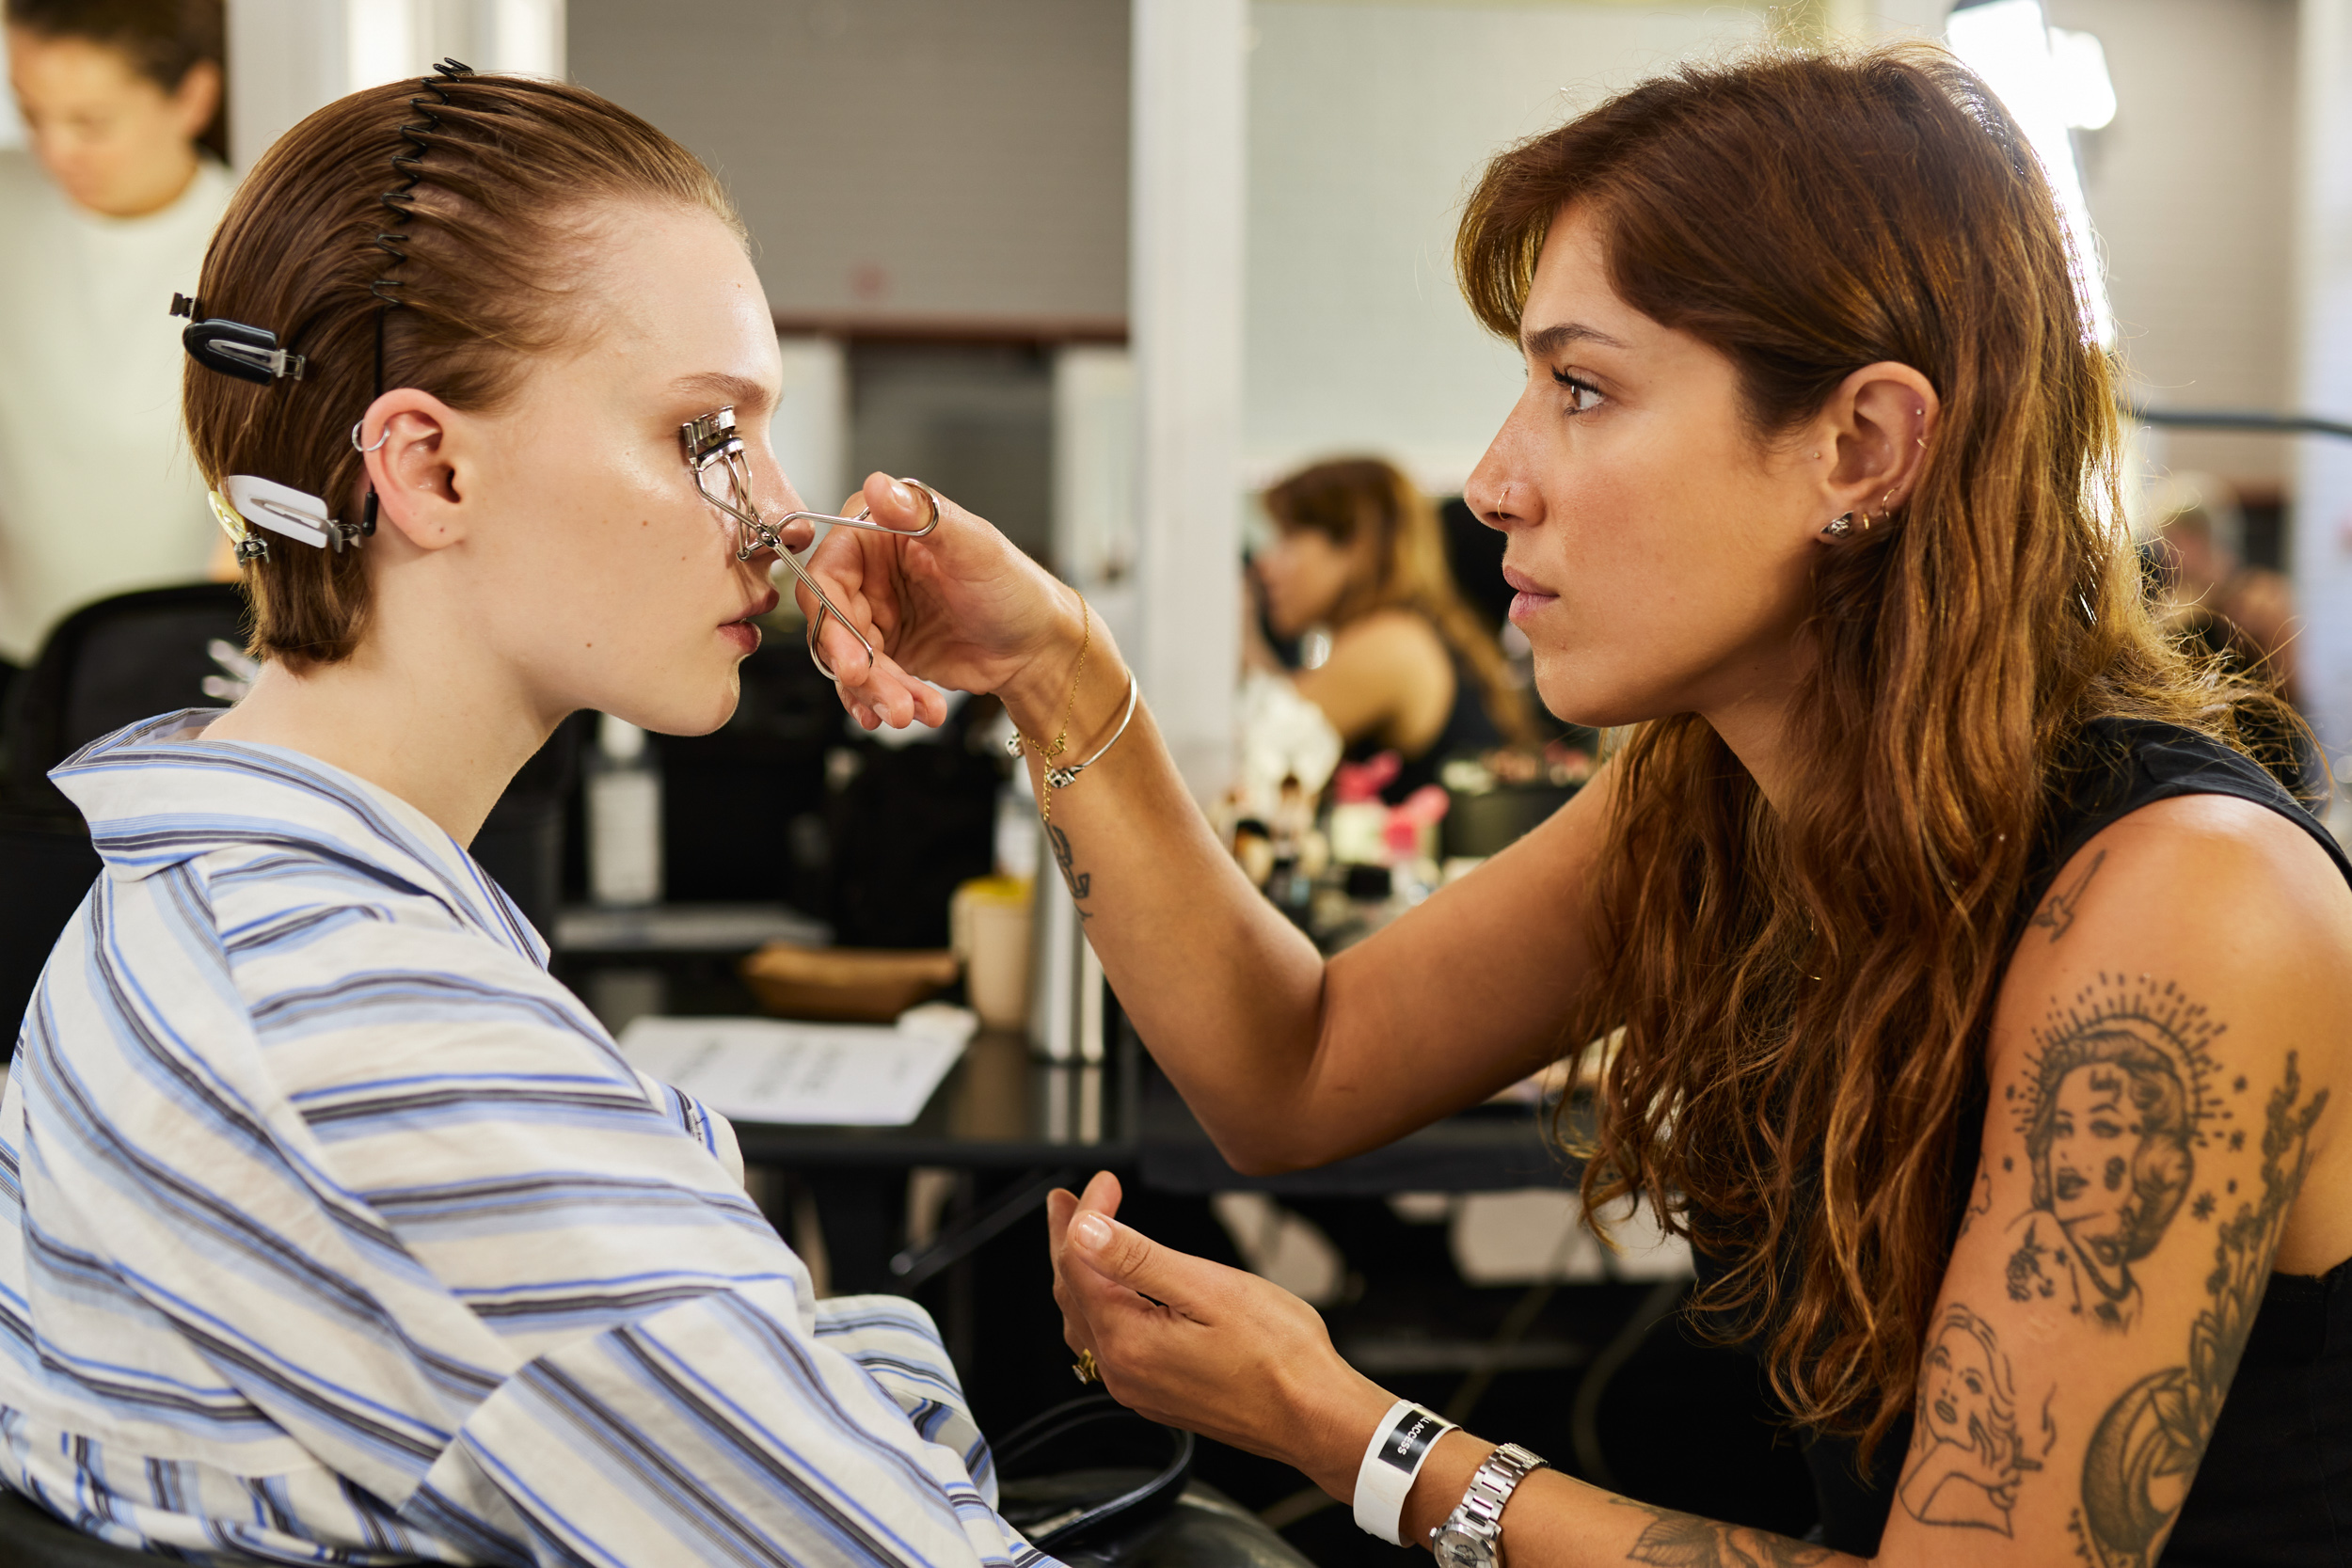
[350,420,391,454]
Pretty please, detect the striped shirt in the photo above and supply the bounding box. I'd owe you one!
[0,709,1053,1568]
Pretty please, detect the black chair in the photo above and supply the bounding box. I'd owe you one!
[0,585,247,1037]
[0,584,574,1032]
[0,1487,158,1565]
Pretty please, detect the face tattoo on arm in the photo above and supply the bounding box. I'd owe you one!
[1898,1305,2055,1536]
[2002,977,2212,1333]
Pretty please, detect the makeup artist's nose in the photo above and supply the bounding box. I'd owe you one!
[1465,442,1542,533]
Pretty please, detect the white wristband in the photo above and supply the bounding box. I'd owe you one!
[1352,1399,1455,1545]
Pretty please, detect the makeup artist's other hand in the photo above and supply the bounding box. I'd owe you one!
[1054,1172,1391,1498]
[796,473,1080,731]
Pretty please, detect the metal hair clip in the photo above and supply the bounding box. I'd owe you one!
[680,404,942,681]
[171,293,307,385]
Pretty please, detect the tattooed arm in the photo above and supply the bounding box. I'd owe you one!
[1048,794,2352,1568]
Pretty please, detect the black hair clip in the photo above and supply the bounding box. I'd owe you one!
[171,293,307,385]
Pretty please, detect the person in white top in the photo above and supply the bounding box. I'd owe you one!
[0,0,230,673]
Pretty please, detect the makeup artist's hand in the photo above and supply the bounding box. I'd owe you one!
[1048,1171,1393,1501]
[796,472,1090,732]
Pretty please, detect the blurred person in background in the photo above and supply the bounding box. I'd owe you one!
[2149,474,2299,700]
[2148,473,2318,798]
[0,0,229,704]
[1248,456,1533,802]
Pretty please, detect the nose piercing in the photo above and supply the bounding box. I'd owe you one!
[681,405,943,682]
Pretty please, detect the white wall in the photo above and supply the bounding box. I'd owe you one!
[2296,0,2352,758]
[1241,2,1772,495]
[2051,0,2297,488]
[567,0,1129,325]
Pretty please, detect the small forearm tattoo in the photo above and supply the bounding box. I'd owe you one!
[1048,823,1093,920]
[1611,1497,1833,1568]
[2029,850,2107,942]
[1899,1303,2053,1535]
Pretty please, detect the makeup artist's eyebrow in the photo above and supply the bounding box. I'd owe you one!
[671,371,773,411]
[1521,322,1630,357]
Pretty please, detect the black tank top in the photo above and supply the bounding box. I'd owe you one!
[1710,718,2352,1562]
[1342,648,1503,804]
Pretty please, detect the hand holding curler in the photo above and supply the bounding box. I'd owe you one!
[798,471,1105,733]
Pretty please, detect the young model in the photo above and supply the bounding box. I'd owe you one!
[0,70,1036,1565]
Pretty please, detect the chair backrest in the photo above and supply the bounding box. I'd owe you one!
[1,583,246,813]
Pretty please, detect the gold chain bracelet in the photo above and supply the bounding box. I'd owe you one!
[1002,591,1089,824]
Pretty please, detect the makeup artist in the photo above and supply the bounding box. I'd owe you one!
[802,45,2352,1568]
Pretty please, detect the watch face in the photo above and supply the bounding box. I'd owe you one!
[1434,1525,1491,1568]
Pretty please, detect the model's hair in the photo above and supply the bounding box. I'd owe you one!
[1262,457,1535,747]
[2024,1029,2193,1259]
[183,72,740,669]
[4,0,226,161]
[1457,45,2296,1455]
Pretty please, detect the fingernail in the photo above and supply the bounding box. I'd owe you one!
[1073,1212,1112,1249]
[890,481,914,510]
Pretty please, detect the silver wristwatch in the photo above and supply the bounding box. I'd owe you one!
[1428,1443,1549,1568]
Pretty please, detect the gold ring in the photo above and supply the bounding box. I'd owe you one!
[1071,1349,1100,1386]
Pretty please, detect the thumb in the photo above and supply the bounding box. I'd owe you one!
[1065,1211,1209,1319]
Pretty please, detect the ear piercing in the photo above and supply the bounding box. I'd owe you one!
[1821,510,1869,538]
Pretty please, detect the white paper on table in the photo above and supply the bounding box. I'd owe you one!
[617,1005,977,1127]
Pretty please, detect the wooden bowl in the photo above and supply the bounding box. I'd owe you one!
[739,942,960,1023]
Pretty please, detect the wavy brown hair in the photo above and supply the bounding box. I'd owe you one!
[1262,456,1535,747]
[1457,46,2295,1453]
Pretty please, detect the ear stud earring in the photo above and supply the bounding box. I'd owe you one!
[1820,509,1870,538]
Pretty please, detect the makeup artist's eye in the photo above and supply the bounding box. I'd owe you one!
[1552,369,1606,415]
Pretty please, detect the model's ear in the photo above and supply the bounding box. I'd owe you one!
[356,389,468,552]
[1811,362,1940,535]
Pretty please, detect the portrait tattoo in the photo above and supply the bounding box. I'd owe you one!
[2001,976,2222,1333]
[1899,1304,2052,1535]
[2077,1053,2326,1568]
[1611,1497,1831,1568]
[2029,849,2107,942]
[1047,823,1092,920]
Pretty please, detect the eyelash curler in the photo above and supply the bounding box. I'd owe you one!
[680,405,942,681]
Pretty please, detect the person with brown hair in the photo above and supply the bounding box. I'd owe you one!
[0,68,1053,1564]
[0,0,230,676]
[1251,456,1533,800]
[800,43,2352,1568]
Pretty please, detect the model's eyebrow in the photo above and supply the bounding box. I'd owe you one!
[672,371,773,411]
[1521,322,1630,358]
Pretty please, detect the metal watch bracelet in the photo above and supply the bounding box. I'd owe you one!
[1428,1443,1549,1568]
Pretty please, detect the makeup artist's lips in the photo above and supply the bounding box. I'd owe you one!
[1502,564,1558,624]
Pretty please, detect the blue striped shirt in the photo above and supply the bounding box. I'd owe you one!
[0,709,1054,1567]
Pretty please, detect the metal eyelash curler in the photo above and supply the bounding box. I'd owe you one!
[680,405,942,681]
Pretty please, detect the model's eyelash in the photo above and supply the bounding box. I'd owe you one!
[1551,368,1606,411]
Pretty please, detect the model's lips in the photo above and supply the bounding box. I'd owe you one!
[718,588,777,654]
[1502,563,1558,624]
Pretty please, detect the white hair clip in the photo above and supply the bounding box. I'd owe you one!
[219,475,360,556]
